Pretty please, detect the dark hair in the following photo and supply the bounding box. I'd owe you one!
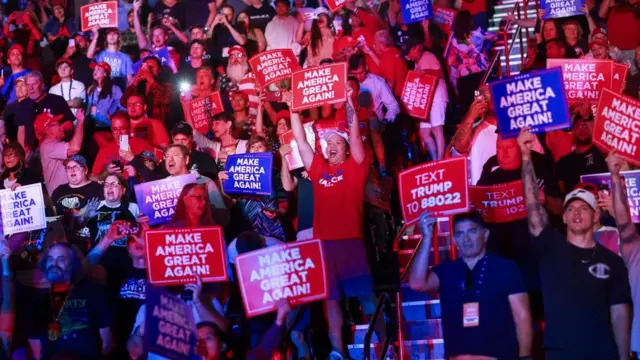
[88,74,115,101]
[212,111,234,123]
[452,211,486,229]
[545,38,567,49]
[221,4,234,13]
[452,10,473,41]
[348,53,366,71]
[236,231,265,254]
[37,242,85,284]
[125,92,146,105]
[172,183,216,226]
[347,75,360,88]
[190,39,206,49]
[274,0,290,7]
[309,14,329,58]
[143,55,162,69]
[0,141,26,182]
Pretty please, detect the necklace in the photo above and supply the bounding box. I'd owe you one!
[580,246,597,264]
[48,284,74,342]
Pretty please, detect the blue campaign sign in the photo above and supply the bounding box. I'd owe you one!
[223,152,274,196]
[542,0,585,19]
[145,286,196,360]
[489,67,571,139]
[401,0,433,24]
[133,47,177,74]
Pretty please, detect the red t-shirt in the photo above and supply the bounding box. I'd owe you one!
[309,155,369,240]
[130,117,170,149]
[92,137,154,175]
[606,5,640,50]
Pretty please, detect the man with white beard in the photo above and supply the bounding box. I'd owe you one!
[220,45,259,116]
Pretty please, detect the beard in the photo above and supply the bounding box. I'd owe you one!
[227,62,249,83]
[46,265,72,284]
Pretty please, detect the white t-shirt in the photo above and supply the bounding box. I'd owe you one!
[49,80,86,116]
[415,51,448,104]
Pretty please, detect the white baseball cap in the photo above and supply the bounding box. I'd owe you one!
[321,129,350,144]
[563,189,598,211]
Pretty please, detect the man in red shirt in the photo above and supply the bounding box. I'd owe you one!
[91,112,153,176]
[285,85,382,360]
[372,30,408,98]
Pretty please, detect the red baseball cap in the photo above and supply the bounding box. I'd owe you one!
[229,90,248,101]
[275,110,290,121]
[589,38,609,50]
[55,58,73,70]
[591,27,607,39]
[8,44,23,56]
[90,61,112,76]
[34,112,64,140]
[228,45,247,57]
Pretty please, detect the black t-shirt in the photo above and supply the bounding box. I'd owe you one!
[51,181,104,216]
[555,146,609,194]
[154,1,187,28]
[477,152,560,293]
[534,225,632,358]
[293,170,313,232]
[243,4,276,32]
[212,24,248,69]
[183,0,213,29]
[111,266,146,357]
[15,93,75,150]
[26,279,112,360]
[70,53,94,90]
[87,201,138,271]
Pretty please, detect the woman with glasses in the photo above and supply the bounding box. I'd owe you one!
[0,141,41,190]
[165,183,218,228]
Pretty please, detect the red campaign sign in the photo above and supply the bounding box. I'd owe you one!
[291,63,347,112]
[593,88,640,167]
[145,227,228,286]
[249,49,300,88]
[432,6,457,36]
[611,63,629,93]
[80,1,118,32]
[279,122,316,171]
[398,156,470,224]
[547,58,613,104]
[470,180,527,223]
[190,92,223,135]
[324,0,346,12]
[235,239,328,318]
[400,71,437,119]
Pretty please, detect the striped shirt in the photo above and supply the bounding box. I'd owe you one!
[237,73,259,116]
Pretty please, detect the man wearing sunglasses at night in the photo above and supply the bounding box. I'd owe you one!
[408,211,533,360]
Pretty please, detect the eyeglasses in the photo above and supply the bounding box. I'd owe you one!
[3,152,18,158]
[65,165,83,172]
[230,52,245,58]
[104,182,122,189]
[127,102,144,107]
[111,126,128,133]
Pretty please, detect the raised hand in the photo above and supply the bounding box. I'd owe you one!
[517,127,536,161]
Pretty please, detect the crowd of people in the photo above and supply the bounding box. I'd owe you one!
[0,0,637,359]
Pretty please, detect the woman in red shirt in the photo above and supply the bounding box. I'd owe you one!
[284,84,382,359]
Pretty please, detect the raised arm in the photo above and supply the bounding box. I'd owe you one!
[346,85,365,164]
[408,213,440,293]
[133,0,149,50]
[452,99,487,154]
[67,110,85,156]
[283,91,314,170]
[518,127,549,236]
[606,151,639,253]
[87,26,100,59]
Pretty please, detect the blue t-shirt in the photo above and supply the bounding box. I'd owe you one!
[96,50,134,91]
[0,68,30,104]
[433,254,526,359]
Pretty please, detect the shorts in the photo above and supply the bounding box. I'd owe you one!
[323,239,374,300]
[420,100,447,128]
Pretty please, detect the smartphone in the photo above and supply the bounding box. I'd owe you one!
[181,289,194,301]
[112,159,123,171]
[474,90,483,101]
[68,39,75,48]
[119,135,129,151]
[266,91,282,102]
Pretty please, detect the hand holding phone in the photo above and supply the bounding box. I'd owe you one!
[119,135,129,152]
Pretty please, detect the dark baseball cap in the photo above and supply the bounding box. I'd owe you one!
[171,122,194,137]
[63,154,88,168]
